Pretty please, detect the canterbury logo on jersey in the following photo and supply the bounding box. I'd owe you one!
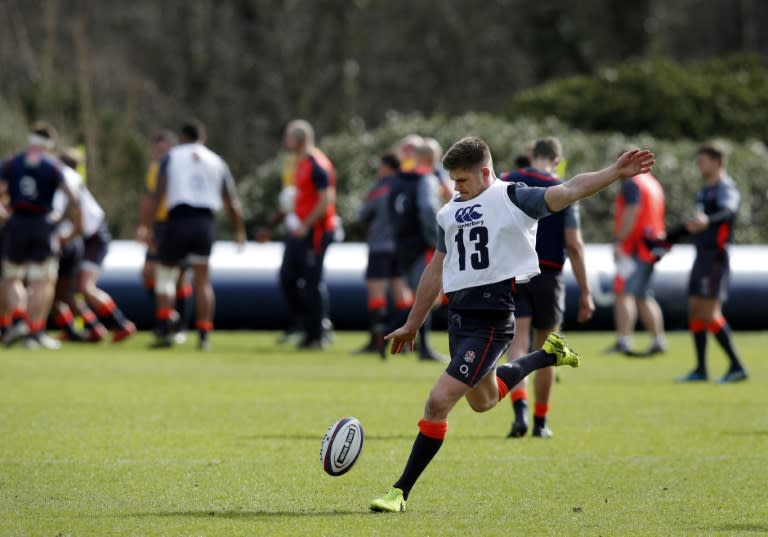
[455,204,483,223]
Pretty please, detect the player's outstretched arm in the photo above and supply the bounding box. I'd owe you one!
[544,150,655,213]
[385,250,445,354]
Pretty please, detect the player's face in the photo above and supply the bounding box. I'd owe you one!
[449,166,488,200]
[695,153,719,178]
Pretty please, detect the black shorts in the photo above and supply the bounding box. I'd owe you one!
[365,251,402,279]
[82,222,111,269]
[514,269,565,330]
[2,213,56,264]
[689,250,730,301]
[446,311,515,387]
[158,206,215,266]
[58,236,84,278]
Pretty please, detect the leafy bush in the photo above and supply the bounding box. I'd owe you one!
[508,54,768,142]
[241,112,768,244]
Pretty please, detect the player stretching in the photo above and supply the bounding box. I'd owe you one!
[370,137,654,512]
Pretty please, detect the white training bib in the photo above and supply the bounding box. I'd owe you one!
[53,165,106,237]
[437,179,540,293]
[165,143,229,211]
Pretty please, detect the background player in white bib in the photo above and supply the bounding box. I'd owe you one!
[370,137,654,513]
[143,120,246,349]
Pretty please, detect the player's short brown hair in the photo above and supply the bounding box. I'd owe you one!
[532,137,562,161]
[442,136,491,171]
[696,142,727,165]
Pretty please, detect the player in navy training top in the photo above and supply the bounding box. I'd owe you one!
[501,137,594,438]
[669,144,748,384]
[0,121,81,348]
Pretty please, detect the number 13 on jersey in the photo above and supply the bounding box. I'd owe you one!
[454,226,490,270]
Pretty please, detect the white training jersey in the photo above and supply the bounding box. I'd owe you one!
[437,179,542,293]
[164,143,232,212]
[52,165,105,237]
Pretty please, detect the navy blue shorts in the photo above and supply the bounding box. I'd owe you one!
[82,222,111,269]
[689,250,729,301]
[2,213,56,264]
[446,310,515,387]
[514,268,565,330]
[158,206,215,266]
[365,251,402,279]
[58,236,84,278]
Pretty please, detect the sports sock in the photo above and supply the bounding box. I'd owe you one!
[0,313,10,336]
[175,282,193,331]
[53,306,80,339]
[196,320,213,343]
[496,350,555,393]
[95,298,128,330]
[156,307,175,337]
[533,402,550,429]
[367,297,388,346]
[709,316,744,372]
[393,419,447,500]
[510,388,528,421]
[690,319,708,375]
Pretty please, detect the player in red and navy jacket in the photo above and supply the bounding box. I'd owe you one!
[500,137,594,438]
[279,119,337,350]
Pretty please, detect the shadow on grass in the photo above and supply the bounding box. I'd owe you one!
[123,510,364,519]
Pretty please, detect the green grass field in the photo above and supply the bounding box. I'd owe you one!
[1,330,767,537]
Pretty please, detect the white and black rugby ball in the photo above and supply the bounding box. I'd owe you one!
[320,417,364,476]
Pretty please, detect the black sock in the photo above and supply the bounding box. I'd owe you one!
[533,415,547,429]
[496,350,556,390]
[393,432,444,500]
[693,330,708,374]
[175,294,191,332]
[712,324,744,372]
[513,398,528,421]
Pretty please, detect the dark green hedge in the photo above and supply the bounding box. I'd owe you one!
[508,54,768,142]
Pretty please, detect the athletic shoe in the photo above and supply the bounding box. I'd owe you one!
[507,417,528,438]
[370,487,406,513]
[543,333,581,368]
[59,329,88,342]
[277,330,303,345]
[86,324,108,343]
[3,322,30,347]
[149,335,174,349]
[112,321,137,343]
[604,341,631,355]
[33,333,62,350]
[675,370,708,383]
[532,425,554,438]
[716,369,748,384]
[297,338,327,350]
[173,331,188,345]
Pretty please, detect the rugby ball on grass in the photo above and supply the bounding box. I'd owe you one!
[320,417,364,476]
